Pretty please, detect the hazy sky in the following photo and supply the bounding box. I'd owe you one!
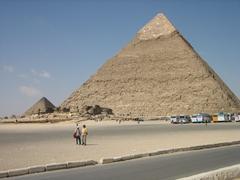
[0,0,240,117]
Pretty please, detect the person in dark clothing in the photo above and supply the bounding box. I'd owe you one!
[74,125,81,145]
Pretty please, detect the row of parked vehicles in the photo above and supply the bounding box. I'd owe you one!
[170,112,240,124]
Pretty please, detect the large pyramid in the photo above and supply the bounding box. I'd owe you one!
[61,13,240,116]
[24,97,56,116]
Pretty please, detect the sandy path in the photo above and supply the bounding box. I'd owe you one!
[0,121,240,171]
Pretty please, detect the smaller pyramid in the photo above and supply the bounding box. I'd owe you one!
[24,97,56,116]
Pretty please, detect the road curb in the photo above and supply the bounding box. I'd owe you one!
[67,160,97,168]
[28,166,45,174]
[85,160,98,166]
[8,168,29,177]
[0,171,8,178]
[99,158,114,164]
[99,141,240,165]
[177,164,240,180]
[67,161,86,168]
[136,152,150,158]
[1,140,240,178]
[46,163,67,171]
[121,154,137,161]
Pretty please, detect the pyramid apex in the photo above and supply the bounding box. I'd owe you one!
[137,13,177,40]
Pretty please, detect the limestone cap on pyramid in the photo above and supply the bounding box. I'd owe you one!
[137,13,177,40]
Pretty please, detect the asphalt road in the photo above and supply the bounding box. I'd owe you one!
[6,145,240,180]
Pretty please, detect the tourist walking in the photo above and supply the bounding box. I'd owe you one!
[81,124,88,145]
[74,124,81,145]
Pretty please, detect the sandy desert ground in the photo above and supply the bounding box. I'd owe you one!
[0,120,240,171]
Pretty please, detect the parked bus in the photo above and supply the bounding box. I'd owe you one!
[191,113,211,123]
[212,112,231,123]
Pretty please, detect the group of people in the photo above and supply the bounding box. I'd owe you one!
[74,124,88,145]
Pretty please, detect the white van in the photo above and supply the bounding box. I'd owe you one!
[170,115,180,124]
[191,114,198,123]
[195,113,211,123]
[234,113,240,122]
[171,115,190,124]
[179,115,191,123]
